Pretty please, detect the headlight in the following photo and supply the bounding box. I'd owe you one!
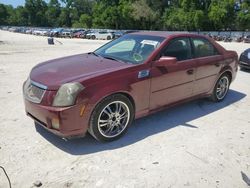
[23,77,31,91]
[52,82,84,107]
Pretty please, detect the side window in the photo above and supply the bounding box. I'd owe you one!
[161,38,192,61]
[192,38,219,58]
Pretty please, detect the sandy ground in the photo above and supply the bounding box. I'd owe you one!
[0,30,250,188]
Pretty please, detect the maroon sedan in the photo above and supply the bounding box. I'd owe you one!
[23,32,238,141]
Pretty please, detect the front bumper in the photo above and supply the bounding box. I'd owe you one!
[239,54,250,69]
[24,99,90,138]
[239,61,250,69]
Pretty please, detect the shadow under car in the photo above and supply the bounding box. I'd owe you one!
[35,89,246,155]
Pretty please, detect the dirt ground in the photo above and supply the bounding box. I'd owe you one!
[0,30,249,188]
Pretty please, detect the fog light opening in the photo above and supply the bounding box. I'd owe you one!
[51,118,60,130]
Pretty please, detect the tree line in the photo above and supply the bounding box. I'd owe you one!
[0,0,250,31]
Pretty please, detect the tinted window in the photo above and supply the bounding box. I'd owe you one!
[161,38,192,61]
[95,35,164,64]
[106,40,136,53]
[192,38,219,58]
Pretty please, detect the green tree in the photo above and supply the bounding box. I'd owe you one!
[5,5,16,25]
[25,0,48,26]
[71,0,93,16]
[162,0,206,31]
[46,0,61,27]
[0,0,249,31]
[117,0,135,29]
[0,4,9,25]
[92,1,120,29]
[236,1,250,30]
[72,13,92,28]
[162,7,187,30]
[132,0,158,30]
[58,7,71,27]
[11,6,29,26]
[208,0,236,30]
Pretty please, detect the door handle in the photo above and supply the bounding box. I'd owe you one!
[186,69,194,75]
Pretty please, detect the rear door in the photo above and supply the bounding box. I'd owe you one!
[150,37,196,110]
[191,37,224,95]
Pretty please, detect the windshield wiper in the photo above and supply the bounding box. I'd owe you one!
[102,56,127,64]
[88,52,101,57]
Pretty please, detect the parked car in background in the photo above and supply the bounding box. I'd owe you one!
[61,29,73,38]
[23,32,238,142]
[239,48,250,69]
[50,28,63,37]
[32,30,41,36]
[218,32,231,42]
[86,31,113,40]
[223,36,232,42]
[72,29,85,38]
[232,32,244,42]
[111,31,124,39]
[85,31,94,39]
[243,35,250,43]
[207,32,219,41]
[19,27,28,34]
[25,29,33,34]
[79,30,92,39]
[213,35,222,41]
[9,27,21,32]
[33,29,49,36]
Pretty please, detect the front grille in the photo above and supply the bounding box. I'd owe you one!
[23,79,46,103]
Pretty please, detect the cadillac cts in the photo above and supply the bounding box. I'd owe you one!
[23,32,238,141]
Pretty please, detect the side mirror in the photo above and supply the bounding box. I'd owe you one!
[155,56,177,67]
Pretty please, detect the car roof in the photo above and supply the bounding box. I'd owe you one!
[129,31,205,39]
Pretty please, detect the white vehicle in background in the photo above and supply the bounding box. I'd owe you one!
[25,29,33,34]
[86,31,113,40]
[61,29,73,38]
[32,29,49,36]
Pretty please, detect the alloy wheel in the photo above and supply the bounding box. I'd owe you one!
[216,76,229,100]
[97,101,130,138]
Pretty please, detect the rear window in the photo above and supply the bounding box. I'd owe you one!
[192,38,219,58]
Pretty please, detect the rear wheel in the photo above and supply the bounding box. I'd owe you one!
[91,35,96,40]
[107,35,111,40]
[211,74,230,102]
[88,94,134,142]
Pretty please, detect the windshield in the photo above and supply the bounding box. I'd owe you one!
[95,34,165,64]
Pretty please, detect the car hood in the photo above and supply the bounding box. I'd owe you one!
[243,48,250,54]
[30,53,128,90]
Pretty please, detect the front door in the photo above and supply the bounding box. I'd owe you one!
[150,37,196,110]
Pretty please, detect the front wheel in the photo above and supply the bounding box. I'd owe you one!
[88,94,134,142]
[210,74,230,102]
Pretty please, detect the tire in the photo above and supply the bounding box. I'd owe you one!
[91,35,96,40]
[88,94,134,142]
[210,73,231,102]
[107,35,111,40]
